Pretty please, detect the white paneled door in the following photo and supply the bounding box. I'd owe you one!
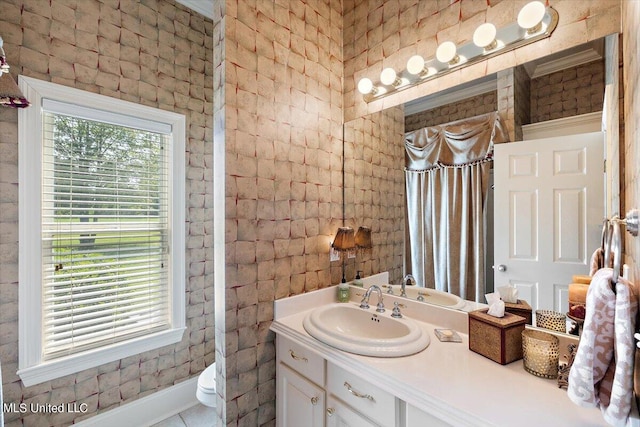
[493,132,605,313]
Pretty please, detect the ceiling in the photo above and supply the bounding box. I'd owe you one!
[175,0,213,19]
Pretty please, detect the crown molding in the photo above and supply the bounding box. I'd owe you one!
[528,47,604,79]
[404,77,497,116]
[521,111,603,140]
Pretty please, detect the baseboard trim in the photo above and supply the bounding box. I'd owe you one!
[76,377,200,427]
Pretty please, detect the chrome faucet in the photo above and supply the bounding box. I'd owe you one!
[401,274,415,298]
[360,285,385,313]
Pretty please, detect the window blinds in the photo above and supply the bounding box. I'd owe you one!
[41,110,171,359]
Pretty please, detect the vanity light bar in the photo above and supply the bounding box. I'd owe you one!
[357,2,559,101]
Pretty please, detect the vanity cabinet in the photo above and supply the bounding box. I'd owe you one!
[276,335,395,427]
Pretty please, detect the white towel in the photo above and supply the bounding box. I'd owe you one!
[567,268,638,426]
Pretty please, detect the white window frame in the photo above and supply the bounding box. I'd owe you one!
[17,76,186,387]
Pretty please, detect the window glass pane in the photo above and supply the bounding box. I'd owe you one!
[41,112,171,358]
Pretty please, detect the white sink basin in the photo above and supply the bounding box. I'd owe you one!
[303,303,430,357]
[381,285,466,309]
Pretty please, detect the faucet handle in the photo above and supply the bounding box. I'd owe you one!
[391,302,402,318]
[359,297,370,310]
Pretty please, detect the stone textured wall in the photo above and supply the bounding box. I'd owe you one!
[344,107,405,285]
[215,0,344,425]
[496,65,530,142]
[0,1,213,425]
[622,2,639,282]
[404,92,497,133]
[530,60,605,123]
[513,65,532,141]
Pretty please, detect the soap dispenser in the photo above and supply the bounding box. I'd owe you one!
[337,280,350,303]
[353,271,363,287]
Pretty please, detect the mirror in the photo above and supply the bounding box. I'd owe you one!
[344,36,620,324]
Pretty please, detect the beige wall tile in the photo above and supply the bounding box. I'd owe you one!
[0,1,213,425]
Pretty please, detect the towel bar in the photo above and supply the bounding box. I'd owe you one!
[603,209,638,284]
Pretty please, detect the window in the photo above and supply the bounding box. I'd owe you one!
[18,77,185,386]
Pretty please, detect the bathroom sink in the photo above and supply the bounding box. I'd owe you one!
[302,303,430,357]
[382,285,466,309]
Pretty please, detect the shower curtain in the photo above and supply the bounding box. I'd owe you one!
[404,111,508,302]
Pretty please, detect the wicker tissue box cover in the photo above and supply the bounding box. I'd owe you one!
[468,309,527,365]
[504,299,532,325]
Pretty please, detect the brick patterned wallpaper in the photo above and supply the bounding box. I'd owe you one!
[214,0,344,425]
[344,106,405,285]
[530,60,605,123]
[0,1,213,425]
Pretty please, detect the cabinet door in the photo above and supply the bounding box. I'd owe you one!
[326,396,379,427]
[277,363,325,427]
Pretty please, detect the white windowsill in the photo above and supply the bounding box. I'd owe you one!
[18,327,185,387]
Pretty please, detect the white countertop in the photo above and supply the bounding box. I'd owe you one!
[271,286,610,427]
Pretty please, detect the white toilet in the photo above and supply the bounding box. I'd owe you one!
[196,363,216,407]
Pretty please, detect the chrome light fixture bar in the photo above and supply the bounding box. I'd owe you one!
[357,2,558,102]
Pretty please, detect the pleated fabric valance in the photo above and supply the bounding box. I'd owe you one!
[405,111,509,171]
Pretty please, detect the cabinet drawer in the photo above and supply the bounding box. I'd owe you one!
[277,335,325,386]
[327,363,396,427]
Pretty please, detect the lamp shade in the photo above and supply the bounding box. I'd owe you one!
[355,226,372,249]
[436,41,458,64]
[518,1,546,33]
[332,227,355,251]
[0,36,29,108]
[473,23,497,50]
[380,68,399,86]
[357,78,374,95]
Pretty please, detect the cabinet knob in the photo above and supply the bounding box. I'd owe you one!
[311,396,318,405]
[326,408,335,416]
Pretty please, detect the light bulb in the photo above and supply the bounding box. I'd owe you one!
[406,55,426,75]
[357,78,375,95]
[473,23,497,51]
[436,41,459,65]
[380,67,400,86]
[518,1,546,34]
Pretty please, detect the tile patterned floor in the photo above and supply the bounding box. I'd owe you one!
[151,403,216,427]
